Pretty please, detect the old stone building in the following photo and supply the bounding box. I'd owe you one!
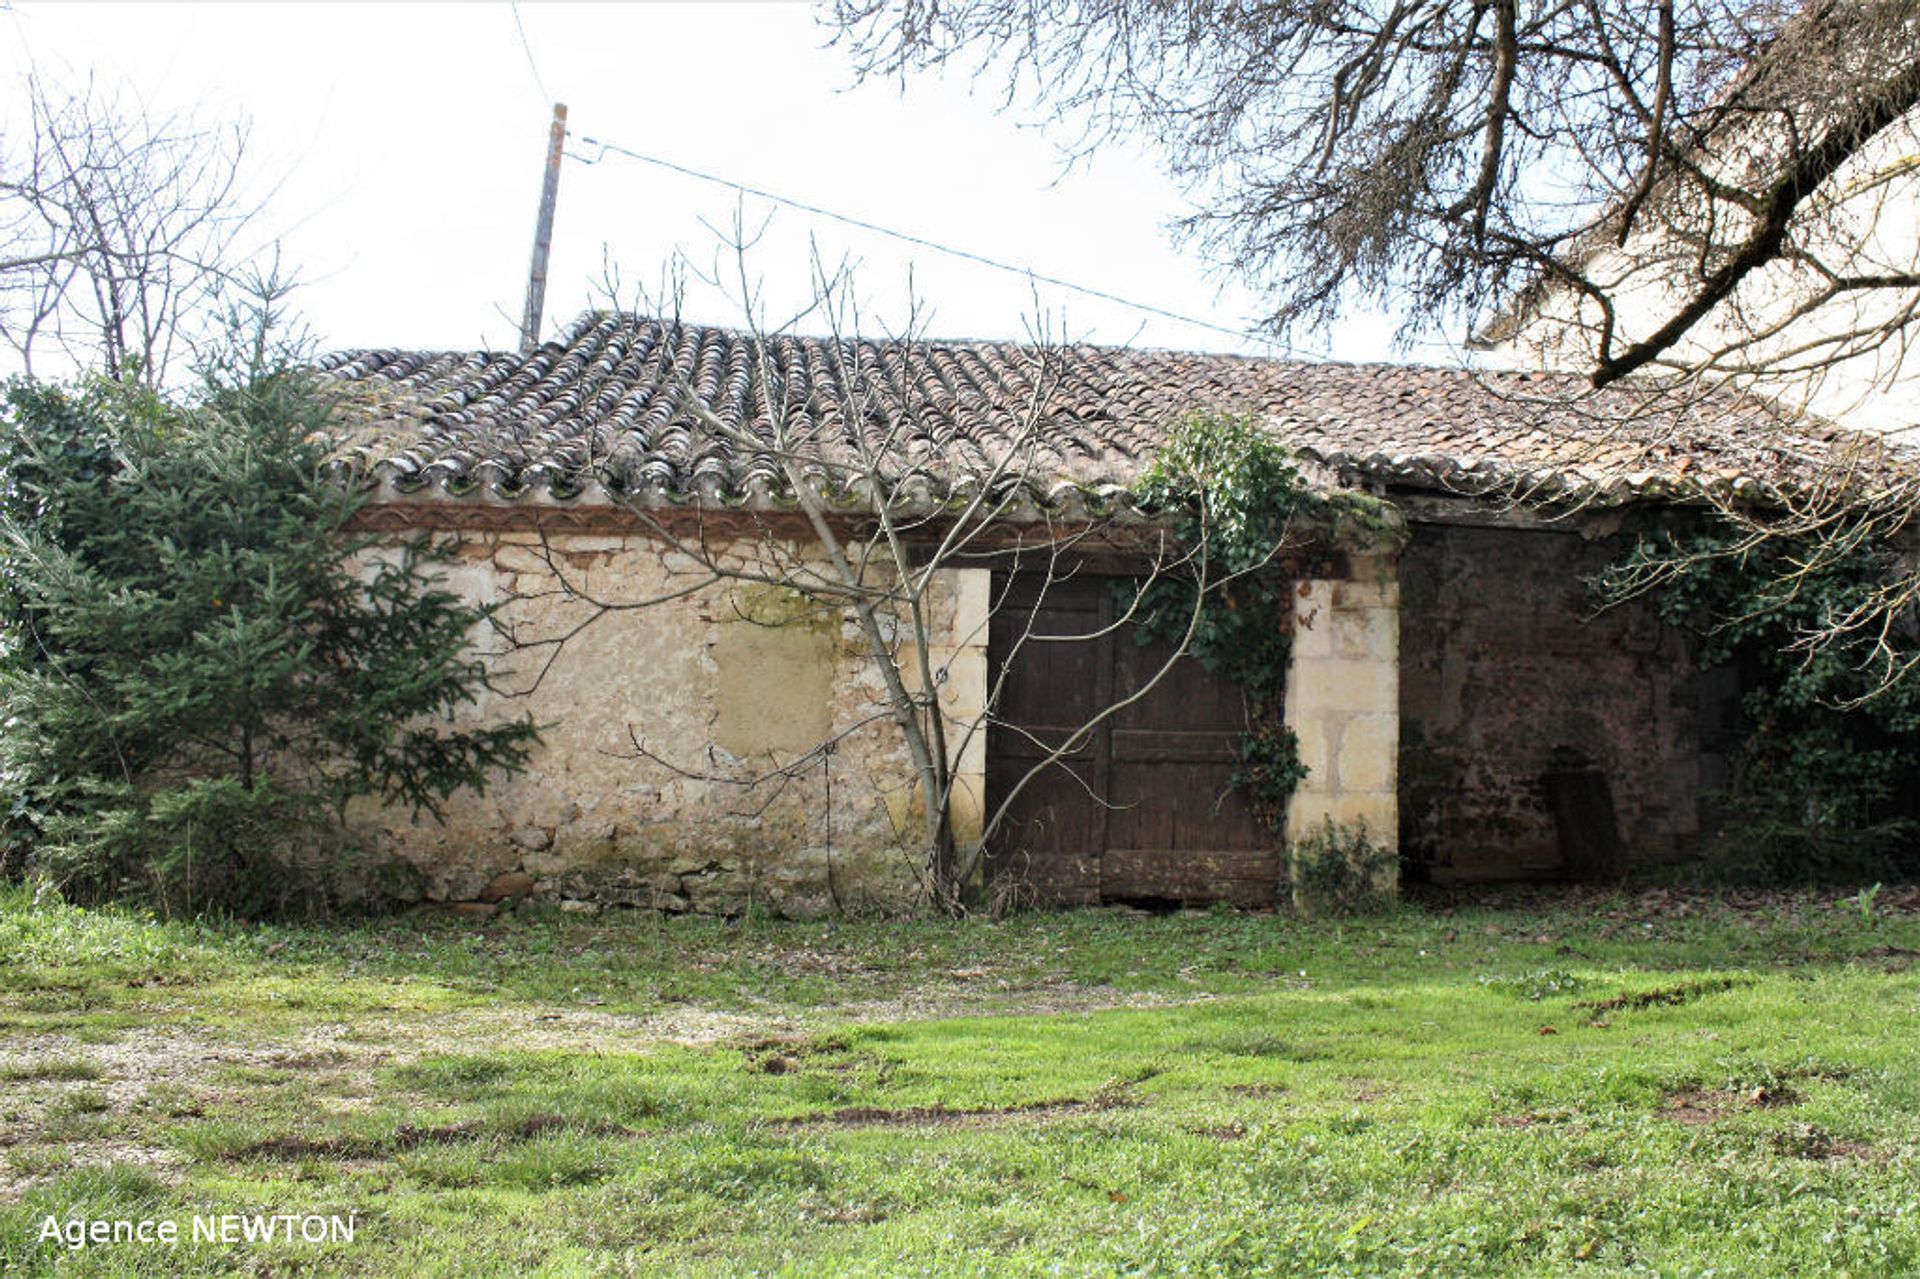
[324,313,1871,914]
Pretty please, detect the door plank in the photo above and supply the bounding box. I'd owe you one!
[987,570,1282,907]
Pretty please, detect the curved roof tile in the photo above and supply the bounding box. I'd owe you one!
[320,312,1908,513]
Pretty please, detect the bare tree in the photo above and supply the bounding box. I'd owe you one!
[0,70,256,385]
[497,231,1309,910]
[828,0,1920,694]
[828,1,1919,395]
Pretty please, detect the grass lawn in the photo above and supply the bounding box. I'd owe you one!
[1,885,1917,1276]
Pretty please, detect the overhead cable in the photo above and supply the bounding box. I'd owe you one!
[569,134,1308,356]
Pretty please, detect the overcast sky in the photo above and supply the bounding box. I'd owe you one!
[3,1,1428,366]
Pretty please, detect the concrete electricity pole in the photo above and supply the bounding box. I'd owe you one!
[519,102,568,353]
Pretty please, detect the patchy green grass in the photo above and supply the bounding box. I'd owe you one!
[2,885,1918,1275]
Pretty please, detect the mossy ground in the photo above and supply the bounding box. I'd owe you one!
[2,885,1917,1275]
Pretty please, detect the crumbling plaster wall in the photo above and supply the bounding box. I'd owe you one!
[1397,521,1706,882]
[351,526,985,918]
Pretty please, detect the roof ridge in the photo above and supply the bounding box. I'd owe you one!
[320,310,1900,514]
[325,310,1548,380]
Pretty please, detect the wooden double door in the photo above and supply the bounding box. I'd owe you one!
[984,571,1278,907]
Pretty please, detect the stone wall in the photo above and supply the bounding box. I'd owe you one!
[1284,552,1401,890]
[349,526,986,918]
[1397,521,1709,882]
[351,514,1711,909]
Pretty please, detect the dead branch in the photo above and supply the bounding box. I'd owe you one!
[1,69,262,384]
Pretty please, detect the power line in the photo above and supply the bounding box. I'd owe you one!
[508,2,551,105]
[569,134,1307,356]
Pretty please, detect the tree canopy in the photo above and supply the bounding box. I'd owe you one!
[0,296,538,914]
[830,1,1920,387]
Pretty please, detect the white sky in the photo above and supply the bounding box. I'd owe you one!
[2,1,1428,365]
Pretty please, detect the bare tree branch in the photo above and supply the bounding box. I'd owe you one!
[493,220,1292,910]
[1,69,261,384]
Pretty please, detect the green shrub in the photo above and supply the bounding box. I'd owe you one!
[1288,817,1396,916]
[0,295,537,915]
[1608,524,1920,884]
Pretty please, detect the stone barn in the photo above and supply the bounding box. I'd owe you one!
[323,313,1855,915]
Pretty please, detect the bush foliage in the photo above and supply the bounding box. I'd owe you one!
[1288,816,1397,916]
[1123,413,1311,832]
[0,317,537,915]
[1612,524,1920,884]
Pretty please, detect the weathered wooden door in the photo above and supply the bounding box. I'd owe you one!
[985,572,1278,907]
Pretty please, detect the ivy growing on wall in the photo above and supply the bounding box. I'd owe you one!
[1117,414,1314,834]
[1608,523,1920,883]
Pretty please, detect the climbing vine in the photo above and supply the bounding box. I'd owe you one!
[1119,414,1317,833]
[1607,523,1920,883]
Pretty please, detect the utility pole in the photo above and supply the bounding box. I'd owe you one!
[520,102,567,353]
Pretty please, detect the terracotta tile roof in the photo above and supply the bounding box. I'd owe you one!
[321,312,1905,514]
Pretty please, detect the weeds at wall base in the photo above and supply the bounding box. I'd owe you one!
[1289,817,1396,917]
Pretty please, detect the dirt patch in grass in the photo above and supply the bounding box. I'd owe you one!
[1490,1111,1566,1129]
[1771,1124,1876,1161]
[735,1032,857,1076]
[1578,978,1743,1024]
[1660,1089,1740,1124]
[1859,944,1920,971]
[438,990,1204,1054]
[234,1112,642,1162]
[269,1048,352,1070]
[1659,1083,1798,1125]
[774,1094,1135,1130]
[736,1033,849,1054]
[0,1036,218,1198]
[0,1055,104,1083]
[239,1121,483,1161]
